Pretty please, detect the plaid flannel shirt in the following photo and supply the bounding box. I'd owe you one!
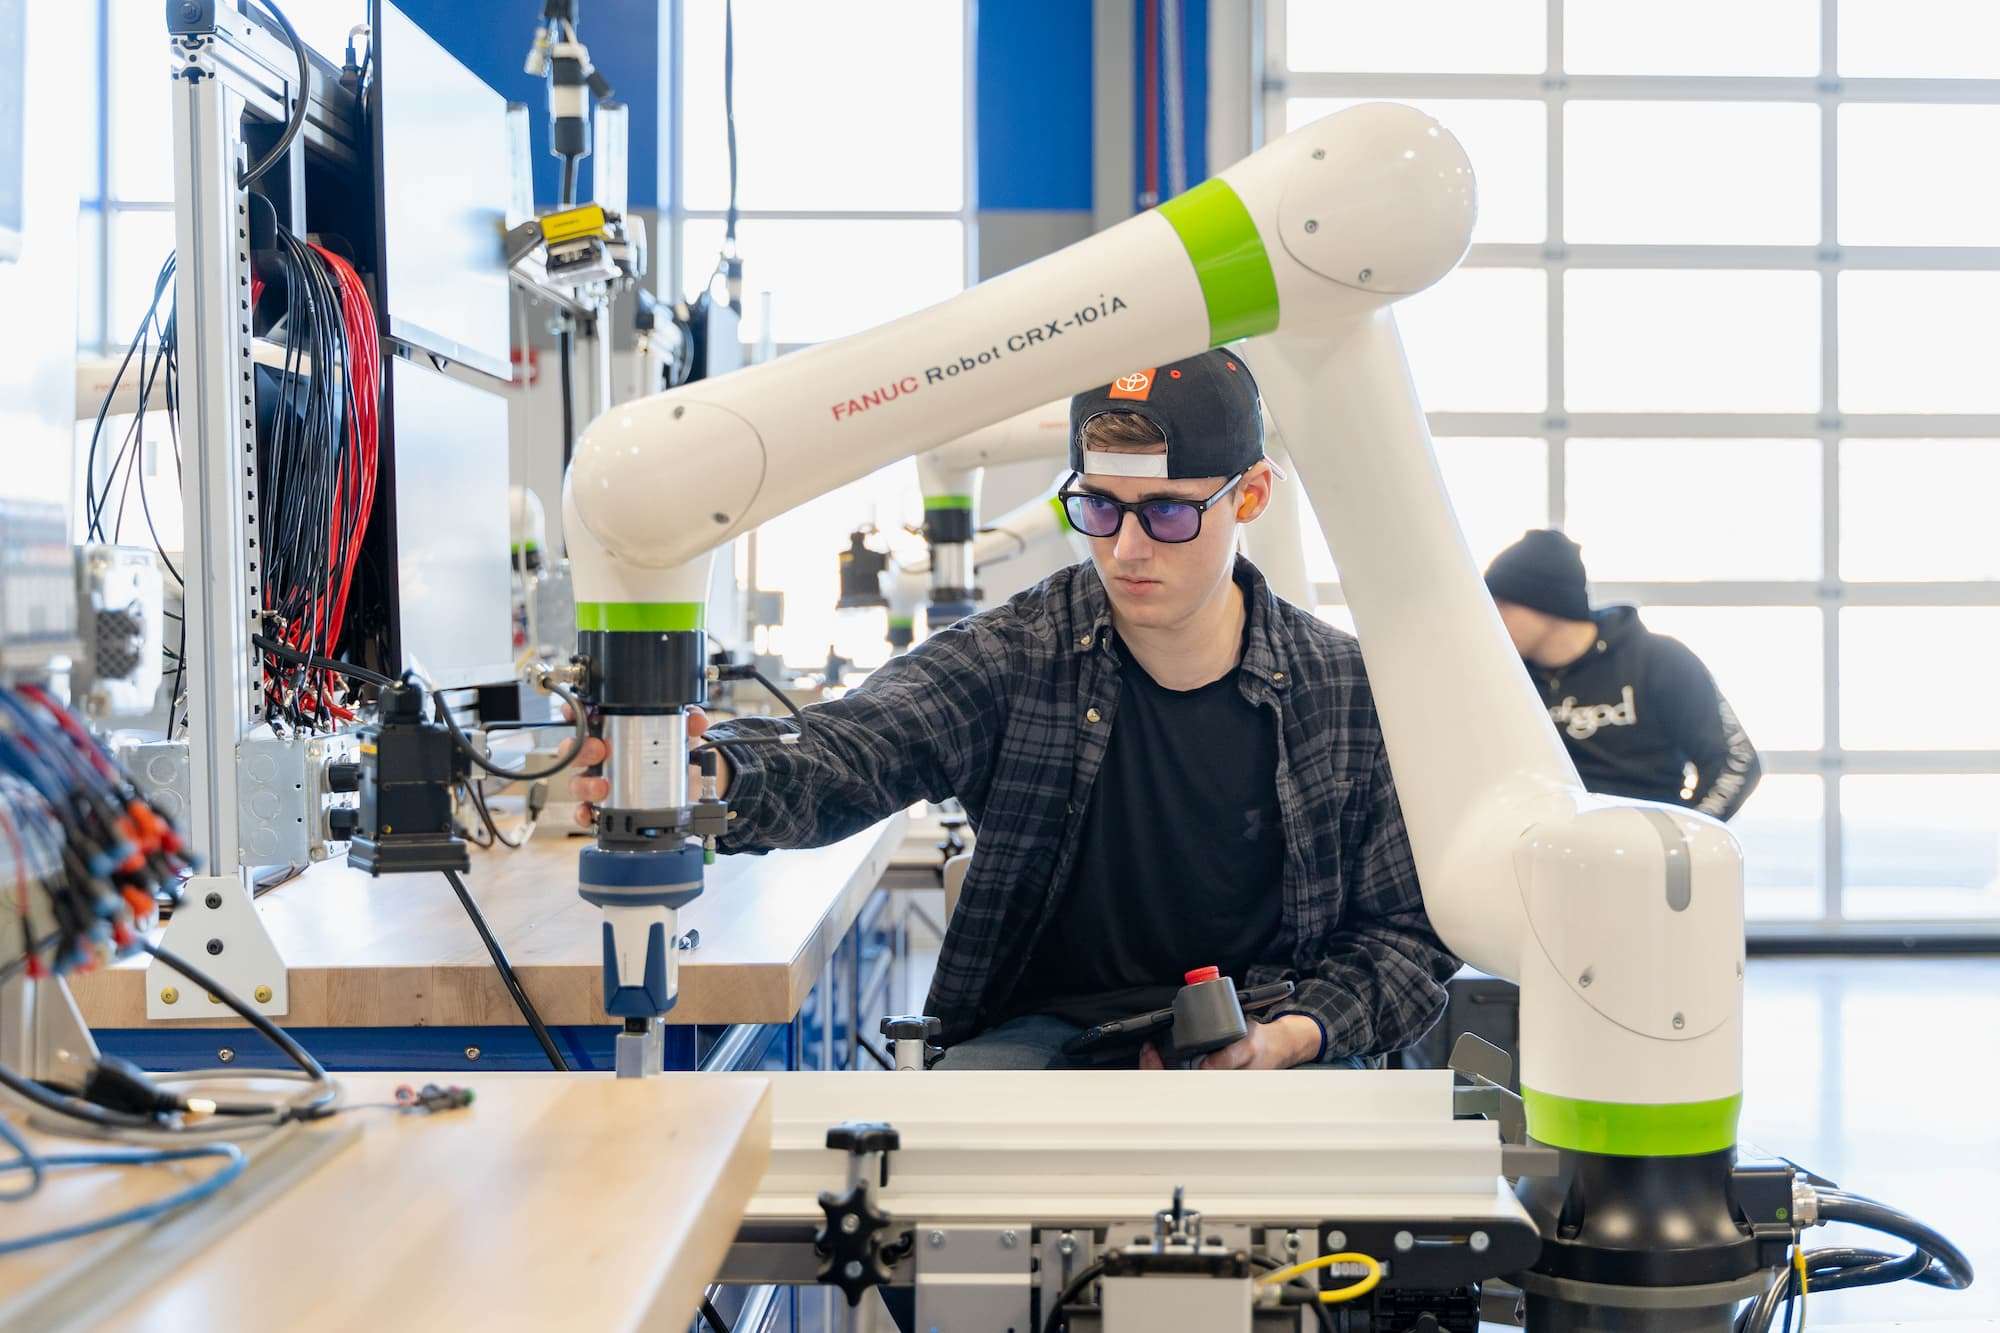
[709,557,1459,1056]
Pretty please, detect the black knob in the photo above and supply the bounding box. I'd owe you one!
[325,759,363,793]
[880,1015,941,1041]
[825,1121,901,1156]
[325,806,360,839]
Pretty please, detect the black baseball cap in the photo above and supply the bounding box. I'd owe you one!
[1068,350,1280,481]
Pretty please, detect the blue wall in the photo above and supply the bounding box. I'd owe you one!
[977,0,1094,211]
[399,0,661,210]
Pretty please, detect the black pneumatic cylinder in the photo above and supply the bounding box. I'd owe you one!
[579,630,707,713]
[922,506,975,545]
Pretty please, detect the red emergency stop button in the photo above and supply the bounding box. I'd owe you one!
[1184,966,1220,984]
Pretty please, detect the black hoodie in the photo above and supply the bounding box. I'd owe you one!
[1529,606,1762,821]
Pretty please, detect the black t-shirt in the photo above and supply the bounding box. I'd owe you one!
[1005,633,1285,1027]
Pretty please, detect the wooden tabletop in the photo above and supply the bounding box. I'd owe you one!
[71,813,907,1029]
[0,1073,771,1333]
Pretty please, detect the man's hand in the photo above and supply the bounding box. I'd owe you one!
[565,705,719,828]
[1138,1014,1323,1070]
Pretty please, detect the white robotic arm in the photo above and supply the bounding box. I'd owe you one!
[911,402,1071,623]
[564,106,1744,1199]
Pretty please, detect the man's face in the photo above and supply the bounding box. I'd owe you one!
[1494,600,1553,659]
[1078,466,1253,631]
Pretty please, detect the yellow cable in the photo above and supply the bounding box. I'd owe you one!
[1794,1245,1809,1326]
[1254,1251,1384,1306]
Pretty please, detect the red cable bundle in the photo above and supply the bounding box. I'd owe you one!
[297,243,379,721]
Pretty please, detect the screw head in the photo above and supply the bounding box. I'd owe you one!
[1672,1012,1686,1030]
[1311,148,1326,160]
[464,1046,482,1061]
[160,987,180,1005]
[1469,1230,1490,1253]
[1579,969,1594,988]
[1303,219,1319,234]
[1357,267,1373,283]
[1285,1230,1301,1253]
[218,1047,235,1063]
[206,938,224,955]
[843,1260,863,1280]
[1058,1234,1077,1257]
[1326,1230,1346,1250]
[254,985,273,1004]
[841,1214,861,1234]
[673,405,686,419]
[1001,1230,1018,1248]
[204,892,223,910]
[928,1230,946,1248]
[1394,1230,1415,1253]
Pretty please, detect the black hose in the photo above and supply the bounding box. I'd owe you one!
[1040,1259,1106,1333]
[431,680,591,782]
[699,1295,732,1333]
[240,0,310,187]
[441,869,568,1071]
[1736,1266,1790,1333]
[558,325,576,467]
[1817,1190,1975,1291]
[250,634,395,688]
[1802,1244,1936,1293]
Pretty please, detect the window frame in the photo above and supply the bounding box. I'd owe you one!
[1262,0,2000,940]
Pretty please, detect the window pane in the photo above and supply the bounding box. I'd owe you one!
[1398,269,1546,412]
[1565,439,1821,581]
[1842,440,2000,581]
[1840,272,2000,414]
[1284,0,1545,73]
[1839,0,2000,78]
[1730,775,1825,921]
[74,412,185,559]
[1286,99,1545,244]
[1564,0,1818,75]
[681,218,964,346]
[1301,438,1546,582]
[77,210,104,351]
[682,1,964,211]
[1842,776,2000,920]
[108,211,178,343]
[1839,105,2000,247]
[1633,607,1824,751]
[1566,271,1820,412]
[1841,608,2000,749]
[1564,102,1819,244]
[109,0,174,201]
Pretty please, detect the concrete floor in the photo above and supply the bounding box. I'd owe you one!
[899,916,1995,1326]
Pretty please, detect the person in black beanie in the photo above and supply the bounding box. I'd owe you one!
[1485,529,1763,821]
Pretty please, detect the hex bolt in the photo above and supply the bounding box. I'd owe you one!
[1304,219,1319,234]
[1001,1230,1018,1249]
[1470,1231,1490,1253]
[254,986,273,1004]
[464,1046,482,1061]
[928,1230,946,1248]
[1394,1230,1415,1253]
[160,987,180,1005]
[218,1048,235,1064]
[841,1214,861,1234]
[1673,1012,1686,1030]
[204,892,223,910]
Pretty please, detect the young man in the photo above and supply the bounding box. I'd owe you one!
[1485,528,1762,821]
[573,351,1457,1070]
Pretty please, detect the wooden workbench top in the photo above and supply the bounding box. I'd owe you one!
[0,1073,771,1333]
[70,813,907,1030]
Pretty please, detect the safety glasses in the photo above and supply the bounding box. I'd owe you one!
[1057,472,1244,545]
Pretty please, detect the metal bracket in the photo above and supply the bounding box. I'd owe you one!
[0,973,101,1087]
[148,874,289,1019]
[1450,1032,1529,1149]
[915,1227,1034,1333]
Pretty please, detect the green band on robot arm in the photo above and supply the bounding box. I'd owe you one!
[923,495,974,511]
[1156,178,1282,345]
[1522,1087,1742,1157]
[575,602,706,633]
